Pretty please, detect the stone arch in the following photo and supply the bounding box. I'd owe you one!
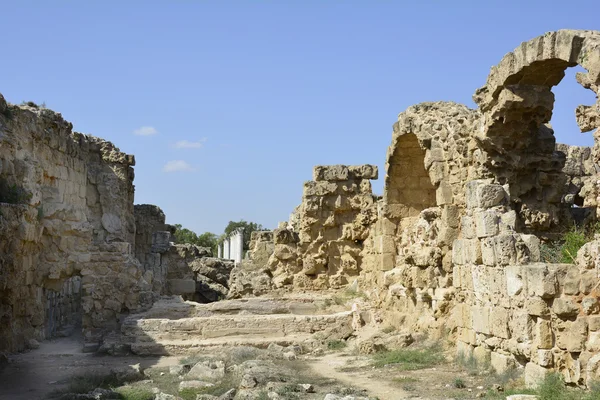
[473,30,600,231]
[383,132,436,219]
[372,102,476,273]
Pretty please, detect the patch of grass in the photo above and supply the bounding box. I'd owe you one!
[225,346,262,365]
[455,351,490,376]
[372,344,444,370]
[538,372,569,400]
[179,354,208,365]
[453,377,466,388]
[116,386,154,400]
[48,372,125,398]
[583,381,600,400]
[541,222,600,264]
[255,391,270,400]
[179,388,203,400]
[327,339,347,351]
[187,374,239,398]
[391,375,419,391]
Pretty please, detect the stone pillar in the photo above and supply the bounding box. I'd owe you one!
[217,243,222,258]
[223,238,230,260]
[233,228,244,264]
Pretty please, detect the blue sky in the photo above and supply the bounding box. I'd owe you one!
[2,1,598,234]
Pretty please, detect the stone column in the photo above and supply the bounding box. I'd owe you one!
[217,243,222,258]
[233,228,244,264]
[223,238,230,260]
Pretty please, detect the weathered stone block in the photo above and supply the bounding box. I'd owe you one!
[493,234,517,266]
[490,307,510,339]
[535,319,553,349]
[436,182,453,205]
[567,318,588,352]
[587,331,600,352]
[510,311,533,342]
[590,316,600,331]
[506,265,524,296]
[313,165,349,181]
[473,345,491,365]
[537,350,553,367]
[552,298,579,318]
[151,231,171,253]
[491,351,514,374]
[466,180,507,209]
[581,270,598,295]
[461,215,476,239]
[526,297,550,317]
[525,264,556,299]
[525,362,549,388]
[475,210,499,238]
[348,165,378,180]
[563,267,581,295]
[481,238,496,266]
[472,306,491,335]
[303,181,337,196]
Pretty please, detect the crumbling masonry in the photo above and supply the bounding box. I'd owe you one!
[1,29,600,387]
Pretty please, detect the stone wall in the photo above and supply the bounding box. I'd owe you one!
[264,165,378,289]
[0,97,153,352]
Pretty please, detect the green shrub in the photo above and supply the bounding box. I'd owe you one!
[561,229,588,263]
[453,377,466,388]
[327,339,347,350]
[541,223,600,264]
[116,387,154,400]
[48,372,123,397]
[538,373,568,400]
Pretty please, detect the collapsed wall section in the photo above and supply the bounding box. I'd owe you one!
[262,165,378,289]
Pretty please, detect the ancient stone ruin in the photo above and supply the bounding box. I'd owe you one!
[2,29,600,392]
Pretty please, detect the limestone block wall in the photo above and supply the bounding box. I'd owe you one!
[0,95,152,352]
[247,231,275,267]
[357,102,479,331]
[265,165,378,289]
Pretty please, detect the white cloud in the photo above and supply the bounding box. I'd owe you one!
[133,126,158,136]
[173,139,207,149]
[163,160,195,173]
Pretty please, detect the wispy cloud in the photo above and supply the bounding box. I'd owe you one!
[163,160,195,173]
[133,126,158,136]
[173,139,207,149]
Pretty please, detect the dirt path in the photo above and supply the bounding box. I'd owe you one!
[0,335,180,400]
[307,353,408,400]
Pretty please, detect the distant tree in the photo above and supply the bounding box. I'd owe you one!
[196,232,218,249]
[223,220,264,250]
[173,224,218,252]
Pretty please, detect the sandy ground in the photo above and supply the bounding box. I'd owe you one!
[0,334,502,400]
[0,334,180,400]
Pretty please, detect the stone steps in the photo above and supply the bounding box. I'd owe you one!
[119,296,354,355]
[129,334,313,355]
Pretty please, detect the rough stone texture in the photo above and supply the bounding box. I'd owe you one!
[264,165,379,290]
[0,101,154,352]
